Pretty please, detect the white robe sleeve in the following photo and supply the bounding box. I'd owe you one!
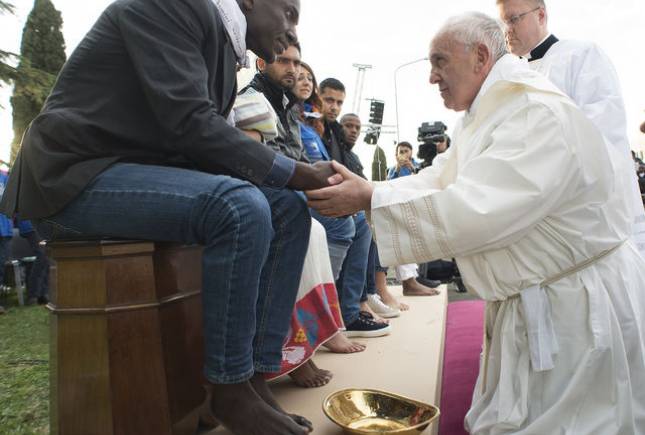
[567,43,629,154]
[371,147,453,208]
[371,103,578,266]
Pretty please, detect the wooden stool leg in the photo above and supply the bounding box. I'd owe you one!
[49,241,172,435]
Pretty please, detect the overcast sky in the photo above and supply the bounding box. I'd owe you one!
[1,0,644,171]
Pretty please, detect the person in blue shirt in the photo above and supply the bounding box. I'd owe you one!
[293,62,390,339]
[0,171,14,307]
[387,141,420,179]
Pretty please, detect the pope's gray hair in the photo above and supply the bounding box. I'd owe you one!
[433,12,508,62]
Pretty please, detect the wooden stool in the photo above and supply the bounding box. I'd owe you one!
[47,240,205,435]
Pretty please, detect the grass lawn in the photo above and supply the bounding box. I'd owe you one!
[0,301,49,434]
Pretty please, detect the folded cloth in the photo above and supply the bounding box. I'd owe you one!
[233,88,278,141]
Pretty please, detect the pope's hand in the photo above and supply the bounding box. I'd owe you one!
[305,161,374,217]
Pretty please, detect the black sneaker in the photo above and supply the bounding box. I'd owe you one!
[345,312,391,338]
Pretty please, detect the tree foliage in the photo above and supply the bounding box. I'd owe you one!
[0,1,17,85]
[371,145,388,181]
[10,0,66,162]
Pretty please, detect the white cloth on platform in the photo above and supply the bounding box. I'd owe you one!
[529,38,645,254]
[369,54,645,434]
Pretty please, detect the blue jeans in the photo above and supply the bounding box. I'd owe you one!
[336,212,372,325]
[309,209,354,280]
[37,163,311,384]
[361,240,379,302]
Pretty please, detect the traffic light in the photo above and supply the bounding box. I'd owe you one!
[369,100,385,125]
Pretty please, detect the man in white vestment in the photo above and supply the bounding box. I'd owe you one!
[306,12,645,435]
[497,0,645,256]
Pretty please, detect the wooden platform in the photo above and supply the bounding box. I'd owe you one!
[207,285,448,435]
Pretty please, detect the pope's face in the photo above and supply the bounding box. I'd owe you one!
[498,0,545,56]
[429,35,483,112]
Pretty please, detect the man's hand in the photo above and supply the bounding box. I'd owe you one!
[288,161,343,191]
[397,156,414,171]
[305,161,374,217]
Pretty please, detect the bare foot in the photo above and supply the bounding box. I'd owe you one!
[376,273,410,310]
[323,332,366,353]
[288,360,333,388]
[402,278,440,296]
[360,301,389,324]
[378,286,410,311]
[210,380,310,435]
[309,360,332,378]
[249,373,314,431]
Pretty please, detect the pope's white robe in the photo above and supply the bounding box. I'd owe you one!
[529,38,645,255]
[370,55,645,434]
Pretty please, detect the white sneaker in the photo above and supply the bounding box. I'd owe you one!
[366,294,400,318]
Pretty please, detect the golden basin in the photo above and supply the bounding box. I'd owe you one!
[322,389,440,434]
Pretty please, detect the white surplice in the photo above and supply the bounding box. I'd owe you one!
[529,38,645,255]
[370,55,645,434]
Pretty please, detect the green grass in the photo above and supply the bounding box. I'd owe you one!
[0,301,49,435]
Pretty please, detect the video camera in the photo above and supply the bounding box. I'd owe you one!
[417,121,447,168]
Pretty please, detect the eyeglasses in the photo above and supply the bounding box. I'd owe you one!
[501,6,541,27]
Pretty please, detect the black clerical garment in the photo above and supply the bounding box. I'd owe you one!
[0,0,280,219]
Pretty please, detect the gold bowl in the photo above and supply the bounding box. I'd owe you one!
[322,389,440,434]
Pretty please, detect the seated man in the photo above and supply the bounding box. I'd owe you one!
[307,12,645,434]
[318,83,390,337]
[0,0,335,434]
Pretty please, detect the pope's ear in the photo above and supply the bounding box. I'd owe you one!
[475,43,491,72]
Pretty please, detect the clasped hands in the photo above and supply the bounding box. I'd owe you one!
[291,161,373,217]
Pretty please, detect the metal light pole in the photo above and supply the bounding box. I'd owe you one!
[352,63,372,114]
[394,57,428,142]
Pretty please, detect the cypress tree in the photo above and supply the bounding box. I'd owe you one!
[10,0,66,162]
[372,145,388,181]
[0,1,16,86]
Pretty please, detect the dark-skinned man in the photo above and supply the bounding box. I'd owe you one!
[316,80,392,336]
[0,0,334,433]
[245,55,389,338]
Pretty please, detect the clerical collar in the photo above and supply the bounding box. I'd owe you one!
[527,34,559,62]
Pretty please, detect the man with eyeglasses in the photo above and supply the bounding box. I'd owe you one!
[497,0,645,260]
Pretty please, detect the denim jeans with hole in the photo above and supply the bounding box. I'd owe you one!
[37,163,311,384]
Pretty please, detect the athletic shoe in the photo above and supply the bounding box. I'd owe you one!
[366,294,400,318]
[345,312,392,338]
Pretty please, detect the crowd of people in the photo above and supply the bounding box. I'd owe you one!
[0,166,49,315]
[1,0,645,433]
[233,43,444,387]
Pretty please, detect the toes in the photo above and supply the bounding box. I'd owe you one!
[289,414,313,431]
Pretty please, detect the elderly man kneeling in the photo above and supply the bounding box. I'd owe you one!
[307,12,645,435]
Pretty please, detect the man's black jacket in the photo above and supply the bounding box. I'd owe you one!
[323,120,366,179]
[0,0,280,219]
[242,73,307,162]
